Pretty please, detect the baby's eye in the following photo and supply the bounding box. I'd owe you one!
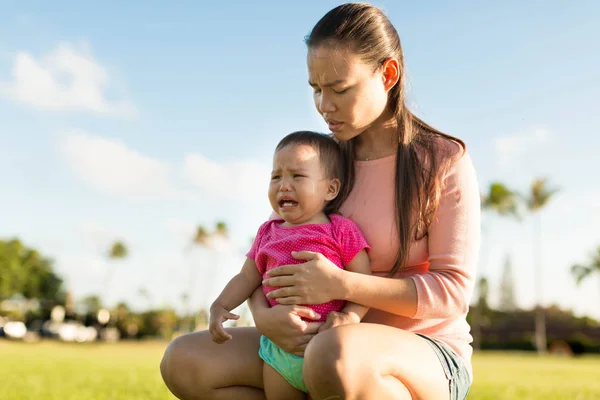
[271,175,280,180]
[294,174,305,178]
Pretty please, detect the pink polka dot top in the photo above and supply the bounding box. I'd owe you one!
[247,213,370,322]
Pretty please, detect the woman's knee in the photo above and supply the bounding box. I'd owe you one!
[160,333,212,399]
[303,326,360,389]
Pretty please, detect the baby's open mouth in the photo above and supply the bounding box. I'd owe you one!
[279,199,298,207]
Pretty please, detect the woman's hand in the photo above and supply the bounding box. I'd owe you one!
[253,304,323,356]
[317,311,361,333]
[262,250,345,305]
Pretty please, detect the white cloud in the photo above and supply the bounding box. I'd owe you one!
[183,153,269,203]
[60,131,177,199]
[59,131,270,207]
[494,128,550,164]
[0,41,136,116]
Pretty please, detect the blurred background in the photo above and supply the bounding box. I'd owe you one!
[1,1,599,399]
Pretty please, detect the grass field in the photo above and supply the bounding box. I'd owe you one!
[1,340,599,399]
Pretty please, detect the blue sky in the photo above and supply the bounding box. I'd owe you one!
[1,1,599,318]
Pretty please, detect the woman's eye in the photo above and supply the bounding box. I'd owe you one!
[313,88,322,94]
[334,88,348,94]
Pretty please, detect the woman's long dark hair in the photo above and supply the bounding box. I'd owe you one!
[306,3,465,277]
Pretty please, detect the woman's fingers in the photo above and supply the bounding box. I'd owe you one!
[317,320,333,333]
[303,322,324,334]
[275,295,303,305]
[265,264,297,277]
[262,275,295,288]
[291,306,321,321]
[266,286,296,299]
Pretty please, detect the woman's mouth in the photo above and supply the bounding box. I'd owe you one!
[327,120,343,132]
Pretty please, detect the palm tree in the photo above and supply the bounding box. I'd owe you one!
[524,178,559,354]
[192,226,209,246]
[482,182,520,217]
[104,241,128,301]
[103,240,128,329]
[109,241,128,259]
[215,221,228,237]
[571,245,600,301]
[472,182,519,350]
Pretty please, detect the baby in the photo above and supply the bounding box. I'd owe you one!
[209,131,371,399]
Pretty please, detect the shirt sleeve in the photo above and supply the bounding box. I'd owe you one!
[334,215,371,266]
[411,150,481,319]
[246,221,268,264]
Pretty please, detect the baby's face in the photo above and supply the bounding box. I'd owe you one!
[269,144,338,225]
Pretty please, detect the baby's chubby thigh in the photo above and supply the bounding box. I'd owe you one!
[259,335,308,392]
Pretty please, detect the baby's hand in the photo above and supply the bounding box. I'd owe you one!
[317,311,361,333]
[209,304,240,344]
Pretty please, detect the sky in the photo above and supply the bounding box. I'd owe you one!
[1,1,599,318]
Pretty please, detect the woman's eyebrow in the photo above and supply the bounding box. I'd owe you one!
[308,79,346,87]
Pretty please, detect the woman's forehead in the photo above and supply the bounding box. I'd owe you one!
[307,46,370,83]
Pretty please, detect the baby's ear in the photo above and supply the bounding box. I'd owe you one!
[325,178,341,201]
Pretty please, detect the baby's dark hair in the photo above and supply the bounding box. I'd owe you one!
[275,131,345,214]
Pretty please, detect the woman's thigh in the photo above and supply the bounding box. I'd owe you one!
[160,327,265,400]
[303,323,451,400]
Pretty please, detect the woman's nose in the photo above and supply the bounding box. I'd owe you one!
[317,92,336,114]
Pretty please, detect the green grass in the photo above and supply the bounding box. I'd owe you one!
[1,341,599,399]
[470,351,600,399]
[0,340,175,400]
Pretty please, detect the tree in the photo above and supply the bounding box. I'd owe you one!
[0,238,64,305]
[482,182,520,217]
[524,177,559,354]
[103,241,128,325]
[472,183,519,350]
[215,221,228,237]
[498,254,517,312]
[571,245,600,301]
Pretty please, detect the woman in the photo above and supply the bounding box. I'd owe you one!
[160,3,480,399]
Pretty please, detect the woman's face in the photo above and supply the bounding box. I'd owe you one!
[307,45,391,141]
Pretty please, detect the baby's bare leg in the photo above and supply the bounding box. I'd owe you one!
[263,363,306,400]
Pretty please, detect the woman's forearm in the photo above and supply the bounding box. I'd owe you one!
[340,271,418,318]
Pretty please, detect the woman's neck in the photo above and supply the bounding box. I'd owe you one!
[354,115,399,161]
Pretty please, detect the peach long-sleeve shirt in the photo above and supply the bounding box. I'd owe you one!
[339,142,480,377]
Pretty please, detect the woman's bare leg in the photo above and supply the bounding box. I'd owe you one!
[303,324,450,400]
[160,327,265,400]
[263,363,306,400]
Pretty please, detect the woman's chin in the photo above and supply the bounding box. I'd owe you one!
[332,129,358,142]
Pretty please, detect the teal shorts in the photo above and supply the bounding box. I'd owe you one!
[258,335,307,392]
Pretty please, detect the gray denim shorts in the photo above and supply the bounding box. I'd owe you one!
[416,333,471,400]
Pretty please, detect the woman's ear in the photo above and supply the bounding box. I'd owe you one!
[325,178,341,201]
[381,57,400,91]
